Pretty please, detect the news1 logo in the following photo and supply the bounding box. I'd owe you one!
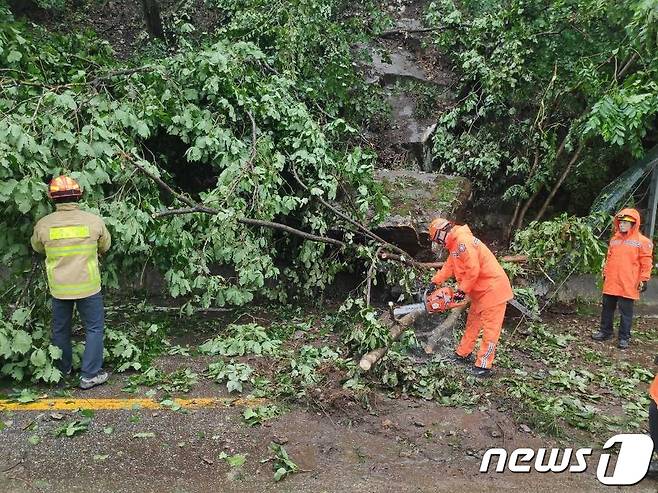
[480,434,654,486]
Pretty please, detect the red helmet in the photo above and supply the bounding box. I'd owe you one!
[428,217,452,243]
[48,175,82,200]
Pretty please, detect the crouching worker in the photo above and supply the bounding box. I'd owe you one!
[428,218,513,377]
[30,176,111,389]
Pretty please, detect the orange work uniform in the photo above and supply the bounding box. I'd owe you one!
[603,208,653,300]
[431,225,513,369]
[650,375,658,406]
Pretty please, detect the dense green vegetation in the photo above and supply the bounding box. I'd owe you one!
[426,0,658,225]
[0,0,394,381]
[0,0,655,387]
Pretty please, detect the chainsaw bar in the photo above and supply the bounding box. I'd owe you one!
[392,298,541,321]
[393,303,425,317]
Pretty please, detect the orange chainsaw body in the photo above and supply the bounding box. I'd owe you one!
[425,286,468,314]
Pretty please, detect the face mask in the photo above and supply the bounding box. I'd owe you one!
[431,241,442,254]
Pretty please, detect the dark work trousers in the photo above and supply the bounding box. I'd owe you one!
[650,401,658,454]
[600,294,634,341]
[51,292,105,379]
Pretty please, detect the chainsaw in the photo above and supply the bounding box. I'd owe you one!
[393,287,542,321]
[393,286,468,317]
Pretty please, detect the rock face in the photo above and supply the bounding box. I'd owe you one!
[373,169,471,257]
[355,2,455,171]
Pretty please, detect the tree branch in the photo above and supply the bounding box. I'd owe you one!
[379,252,527,270]
[290,167,419,261]
[90,66,152,87]
[126,154,346,247]
[245,110,258,167]
[377,24,469,38]
[616,52,638,81]
[534,141,585,222]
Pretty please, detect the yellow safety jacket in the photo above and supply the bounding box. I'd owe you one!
[30,203,111,300]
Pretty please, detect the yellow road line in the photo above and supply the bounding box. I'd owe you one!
[0,396,268,411]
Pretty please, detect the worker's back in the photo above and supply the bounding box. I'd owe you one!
[31,203,111,300]
[449,225,512,309]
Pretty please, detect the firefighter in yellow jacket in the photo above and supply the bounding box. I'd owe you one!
[31,176,111,389]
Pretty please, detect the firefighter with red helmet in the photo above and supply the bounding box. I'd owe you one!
[428,218,513,377]
[30,176,111,389]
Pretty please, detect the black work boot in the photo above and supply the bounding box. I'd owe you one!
[592,331,612,341]
[450,352,474,365]
[471,366,492,378]
[618,339,630,349]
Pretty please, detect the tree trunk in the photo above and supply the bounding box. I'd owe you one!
[534,142,585,222]
[359,309,427,371]
[424,303,469,354]
[141,0,165,40]
[508,148,541,241]
[514,134,570,231]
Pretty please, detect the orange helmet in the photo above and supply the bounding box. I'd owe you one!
[428,217,452,243]
[48,175,82,200]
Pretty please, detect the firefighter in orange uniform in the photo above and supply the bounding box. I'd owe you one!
[428,218,513,377]
[592,208,653,349]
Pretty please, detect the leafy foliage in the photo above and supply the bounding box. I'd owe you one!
[268,442,299,482]
[206,360,254,393]
[198,323,281,356]
[332,297,392,353]
[203,0,391,124]
[0,2,392,381]
[425,0,658,217]
[242,404,281,426]
[512,213,607,274]
[0,3,388,311]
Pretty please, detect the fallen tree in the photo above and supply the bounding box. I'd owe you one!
[359,301,469,372]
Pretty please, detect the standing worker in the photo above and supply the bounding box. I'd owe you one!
[592,208,653,349]
[30,176,111,389]
[428,218,513,377]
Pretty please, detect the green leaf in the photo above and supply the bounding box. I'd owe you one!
[9,388,39,403]
[274,467,288,481]
[226,454,247,468]
[226,379,243,393]
[133,432,155,438]
[135,122,150,139]
[48,345,63,360]
[6,50,22,63]
[28,435,41,445]
[11,330,32,355]
[11,308,31,326]
[29,349,47,368]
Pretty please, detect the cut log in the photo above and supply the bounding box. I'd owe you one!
[424,303,469,354]
[359,308,426,371]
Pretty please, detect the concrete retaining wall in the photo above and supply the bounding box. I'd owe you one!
[554,274,658,306]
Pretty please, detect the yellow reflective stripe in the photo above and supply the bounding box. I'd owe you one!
[49,225,90,241]
[45,257,56,286]
[87,256,100,283]
[52,280,100,294]
[44,242,101,297]
[45,244,97,257]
